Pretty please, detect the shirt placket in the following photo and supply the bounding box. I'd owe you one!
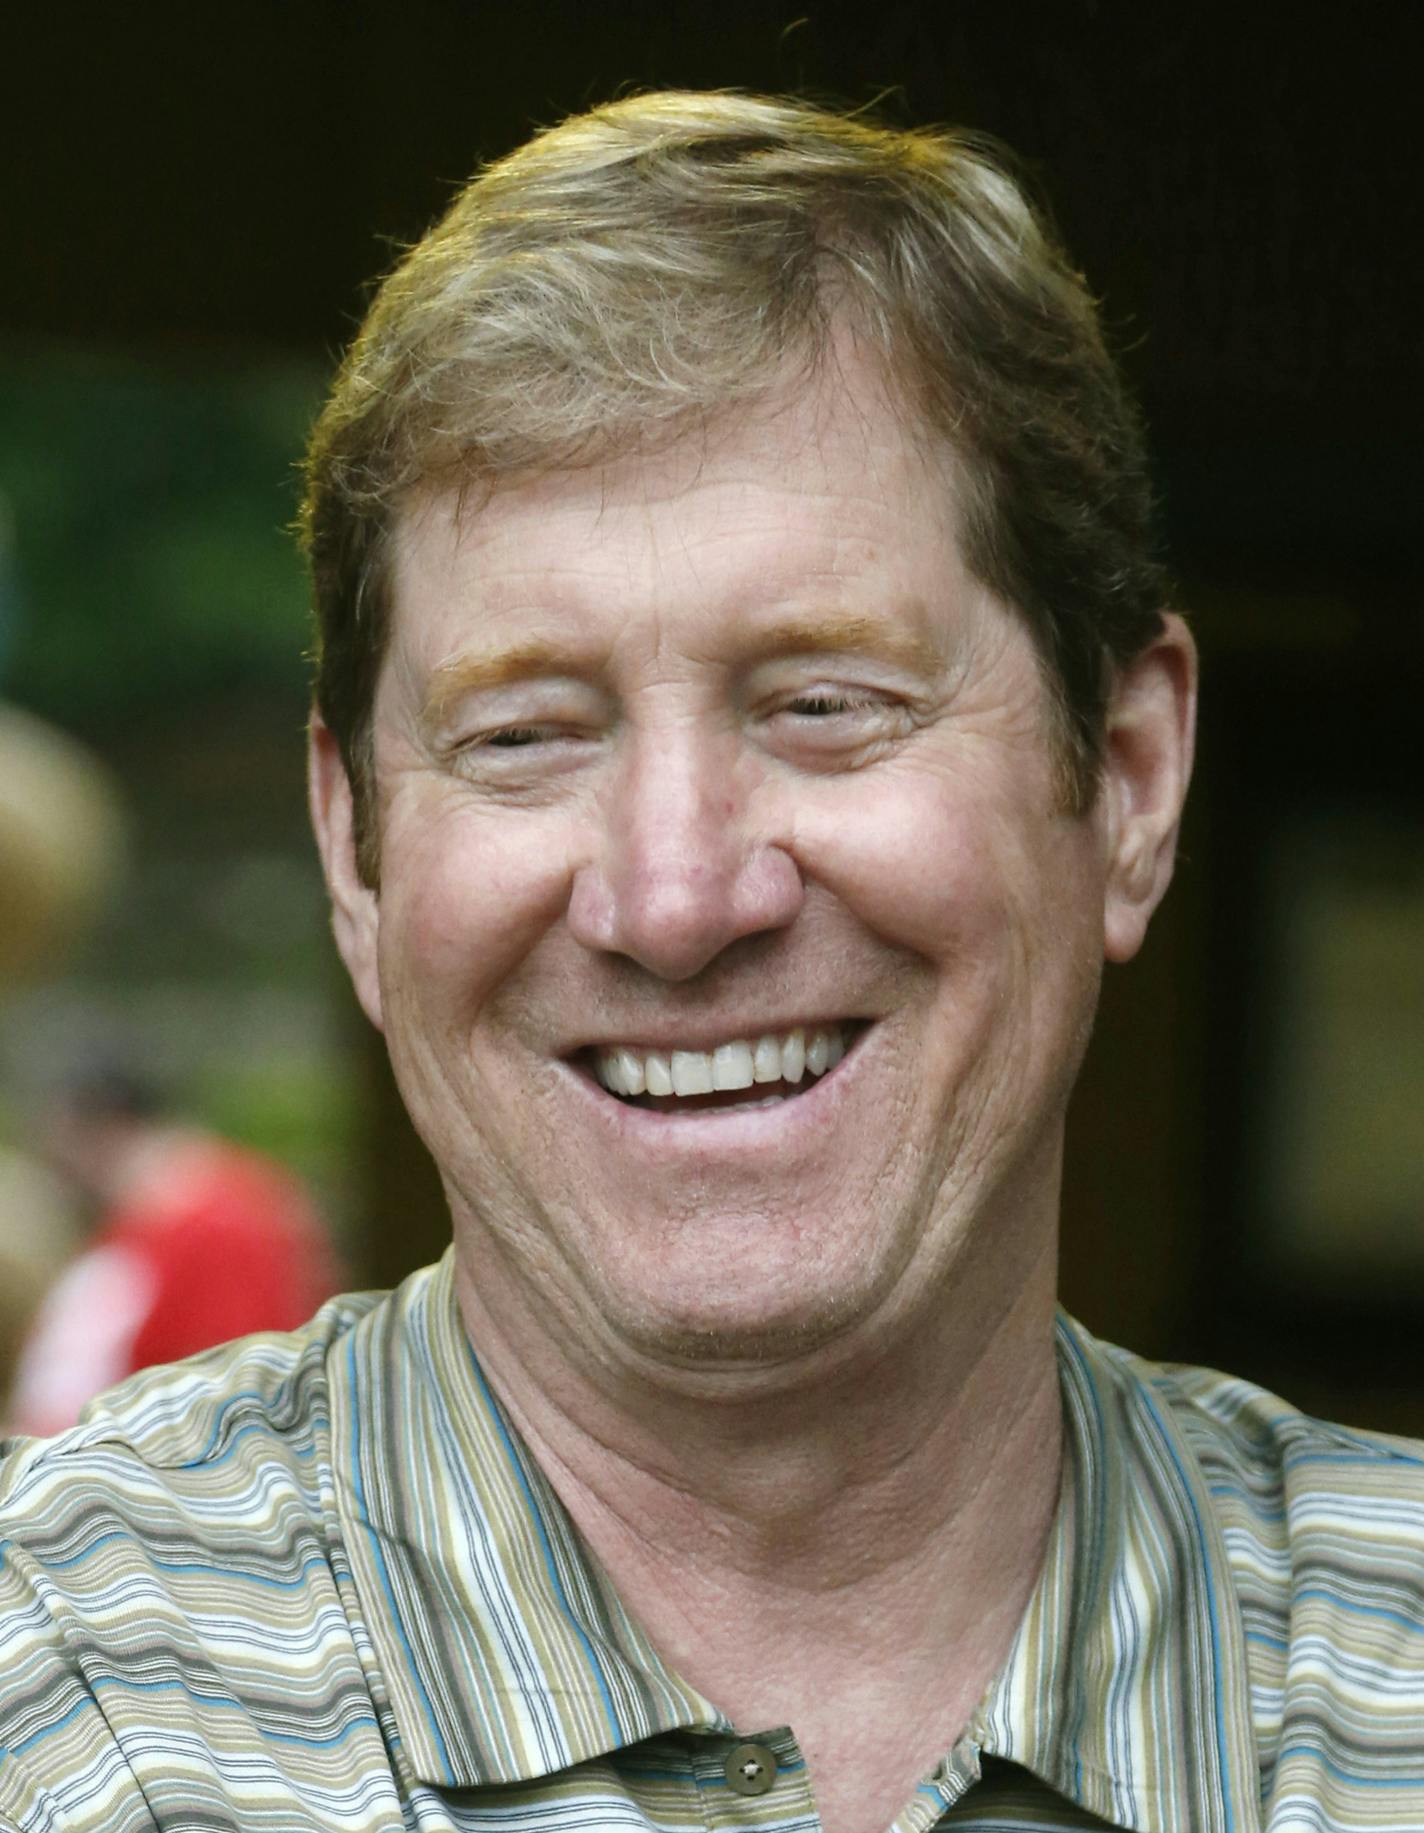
[687,1726,818,1830]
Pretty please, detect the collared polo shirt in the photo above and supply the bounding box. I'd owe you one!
[2,1252,1423,1831]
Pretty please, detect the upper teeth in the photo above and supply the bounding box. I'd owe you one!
[593,1026,847,1099]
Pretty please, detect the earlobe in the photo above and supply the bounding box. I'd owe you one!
[307,714,384,1030]
[1100,614,1198,964]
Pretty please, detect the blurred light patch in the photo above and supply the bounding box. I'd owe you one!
[1256,815,1424,1290]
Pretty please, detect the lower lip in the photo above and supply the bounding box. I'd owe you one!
[559,1030,870,1156]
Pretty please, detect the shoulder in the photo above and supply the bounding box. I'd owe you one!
[1058,1319,1424,1610]
[1112,1337,1424,1547]
[1147,1348,1424,1670]
[1082,1328,1424,1812]
[1,1285,383,1498]
[0,1289,391,1832]
[0,1291,387,1597]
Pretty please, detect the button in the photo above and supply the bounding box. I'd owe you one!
[724,1742,778,1795]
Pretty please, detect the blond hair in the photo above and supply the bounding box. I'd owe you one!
[302,91,1167,883]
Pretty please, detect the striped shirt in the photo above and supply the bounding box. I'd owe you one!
[2,1251,1423,1832]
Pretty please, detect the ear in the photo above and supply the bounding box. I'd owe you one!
[307,713,384,1030]
[1099,613,1198,964]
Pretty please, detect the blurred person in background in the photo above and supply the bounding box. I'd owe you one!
[4,1058,341,1435]
[0,687,123,1406]
[0,1145,79,1413]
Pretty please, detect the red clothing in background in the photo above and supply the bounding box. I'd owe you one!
[8,1137,339,1437]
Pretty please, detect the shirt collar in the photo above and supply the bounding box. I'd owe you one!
[334,1266,1259,1827]
[331,1252,726,1788]
[970,1316,1261,1833]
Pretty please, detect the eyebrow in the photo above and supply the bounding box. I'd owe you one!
[420,640,592,731]
[746,610,943,675]
[419,607,944,731]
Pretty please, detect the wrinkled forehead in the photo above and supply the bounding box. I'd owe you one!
[386,347,967,628]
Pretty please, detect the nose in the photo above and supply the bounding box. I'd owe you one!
[567,728,803,981]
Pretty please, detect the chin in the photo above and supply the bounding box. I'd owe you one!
[607,1279,875,1377]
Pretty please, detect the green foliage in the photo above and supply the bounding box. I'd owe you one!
[189,1047,363,1220]
[0,350,325,728]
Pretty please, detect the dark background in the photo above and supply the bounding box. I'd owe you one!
[3,0,1420,1425]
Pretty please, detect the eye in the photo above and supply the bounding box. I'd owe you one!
[773,686,898,726]
[484,725,554,748]
[443,720,600,788]
[758,682,912,769]
[783,690,878,718]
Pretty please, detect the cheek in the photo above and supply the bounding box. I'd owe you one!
[377,798,578,1024]
[788,769,1019,959]
[789,765,1105,1007]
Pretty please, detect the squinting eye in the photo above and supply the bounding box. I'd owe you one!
[785,691,879,717]
[485,726,551,747]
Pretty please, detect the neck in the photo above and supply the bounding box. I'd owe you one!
[455,1227,1063,1727]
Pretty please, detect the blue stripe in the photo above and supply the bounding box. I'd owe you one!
[465,1342,624,1748]
[1291,1587,1424,1634]
[1056,1324,1111,1813]
[37,1535,334,1591]
[1284,1440,1424,1470]
[1134,1378,1238,1833]
[5,1676,377,1759]
[1274,1743,1424,1787]
[344,1333,455,1777]
[177,1415,322,1470]
[1208,1484,1286,1521]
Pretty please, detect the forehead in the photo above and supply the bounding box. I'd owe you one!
[385,356,974,673]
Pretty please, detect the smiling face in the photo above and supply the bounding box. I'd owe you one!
[311,351,1192,1387]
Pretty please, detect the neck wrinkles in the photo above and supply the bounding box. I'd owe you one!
[452,1222,1063,1601]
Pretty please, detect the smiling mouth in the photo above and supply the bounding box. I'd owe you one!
[581,1022,865,1113]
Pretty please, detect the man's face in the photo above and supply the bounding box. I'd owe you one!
[315,355,1179,1382]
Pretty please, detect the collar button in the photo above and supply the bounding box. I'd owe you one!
[724,1741,778,1795]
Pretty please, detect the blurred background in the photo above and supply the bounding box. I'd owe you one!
[0,1,1419,1428]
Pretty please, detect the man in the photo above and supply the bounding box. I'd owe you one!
[1,91,1420,1833]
